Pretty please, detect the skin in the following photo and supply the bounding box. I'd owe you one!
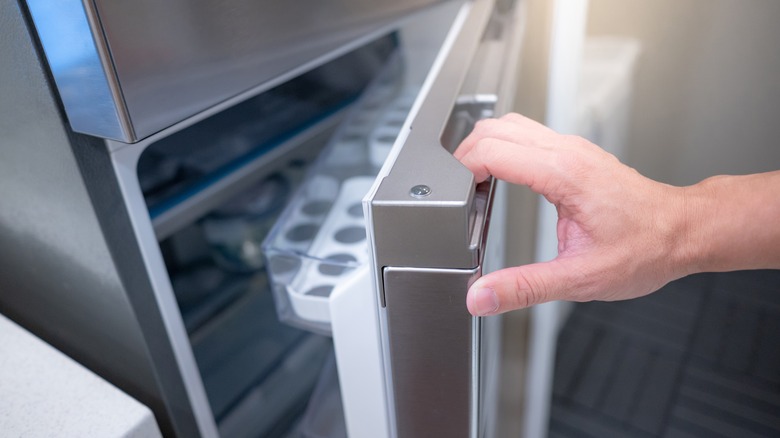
[454,113,780,316]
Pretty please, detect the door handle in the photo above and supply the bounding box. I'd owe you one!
[369,0,498,277]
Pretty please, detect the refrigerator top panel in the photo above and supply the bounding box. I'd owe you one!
[25,0,443,143]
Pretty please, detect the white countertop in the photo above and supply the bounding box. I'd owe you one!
[0,313,162,438]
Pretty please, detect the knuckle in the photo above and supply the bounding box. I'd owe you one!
[473,137,497,158]
[554,146,592,178]
[473,118,503,138]
[512,269,546,309]
[473,118,494,133]
[550,148,580,175]
[466,138,497,180]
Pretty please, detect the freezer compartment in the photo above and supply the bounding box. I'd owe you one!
[118,1,505,435]
[136,36,402,435]
[150,138,333,433]
[188,272,305,421]
[160,223,330,436]
[215,335,332,438]
[163,222,347,437]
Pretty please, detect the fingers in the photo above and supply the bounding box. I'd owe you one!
[453,113,554,161]
[454,114,570,195]
[466,260,581,316]
[457,137,564,198]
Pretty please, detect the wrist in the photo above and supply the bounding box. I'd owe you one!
[667,181,713,278]
[677,182,711,277]
[680,172,780,272]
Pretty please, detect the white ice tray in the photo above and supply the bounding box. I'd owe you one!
[281,176,373,323]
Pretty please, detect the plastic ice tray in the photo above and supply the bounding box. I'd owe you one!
[279,177,371,323]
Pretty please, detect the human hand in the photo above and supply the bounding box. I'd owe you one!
[454,113,693,316]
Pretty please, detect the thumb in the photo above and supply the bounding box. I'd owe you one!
[466,260,577,316]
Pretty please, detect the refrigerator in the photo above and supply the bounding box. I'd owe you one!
[1,0,528,436]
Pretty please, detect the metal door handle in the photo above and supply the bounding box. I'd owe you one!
[369,0,499,276]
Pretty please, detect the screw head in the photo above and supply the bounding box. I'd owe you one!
[410,184,431,198]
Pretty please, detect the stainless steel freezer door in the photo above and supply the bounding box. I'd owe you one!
[366,0,524,436]
[378,181,495,438]
[24,0,444,143]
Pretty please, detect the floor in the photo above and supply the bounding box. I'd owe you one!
[549,270,780,437]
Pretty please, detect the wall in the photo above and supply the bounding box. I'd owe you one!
[587,0,780,185]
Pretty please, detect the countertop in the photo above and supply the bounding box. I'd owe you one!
[0,313,162,437]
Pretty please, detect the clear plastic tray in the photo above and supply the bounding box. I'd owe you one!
[263,52,418,335]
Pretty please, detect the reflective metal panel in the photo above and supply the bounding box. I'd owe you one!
[1,3,201,436]
[369,0,495,273]
[378,179,494,438]
[25,0,443,142]
[25,0,131,141]
[366,0,526,435]
[383,266,481,437]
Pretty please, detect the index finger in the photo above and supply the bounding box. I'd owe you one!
[457,137,562,197]
[453,113,553,160]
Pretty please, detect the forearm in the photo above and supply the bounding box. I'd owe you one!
[680,170,780,275]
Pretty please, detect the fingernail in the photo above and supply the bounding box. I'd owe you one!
[472,287,499,316]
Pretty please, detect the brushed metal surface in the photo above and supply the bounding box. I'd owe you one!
[25,0,443,141]
[24,0,132,141]
[1,4,207,436]
[366,1,529,435]
[379,179,494,438]
[0,0,149,392]
[383,266,481,438]
[370,0,495,273]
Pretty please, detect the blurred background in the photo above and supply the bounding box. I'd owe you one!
[516,0,780,186]
[588,0,780,185]
[501,1,780,436]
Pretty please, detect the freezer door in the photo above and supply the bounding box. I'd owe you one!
[366,0,524,436]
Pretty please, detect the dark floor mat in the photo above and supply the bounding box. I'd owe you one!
[549,270,780,437]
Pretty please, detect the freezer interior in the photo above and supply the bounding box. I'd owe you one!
[134,2,466,435]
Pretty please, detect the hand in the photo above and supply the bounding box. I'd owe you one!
[454,113,692,316]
